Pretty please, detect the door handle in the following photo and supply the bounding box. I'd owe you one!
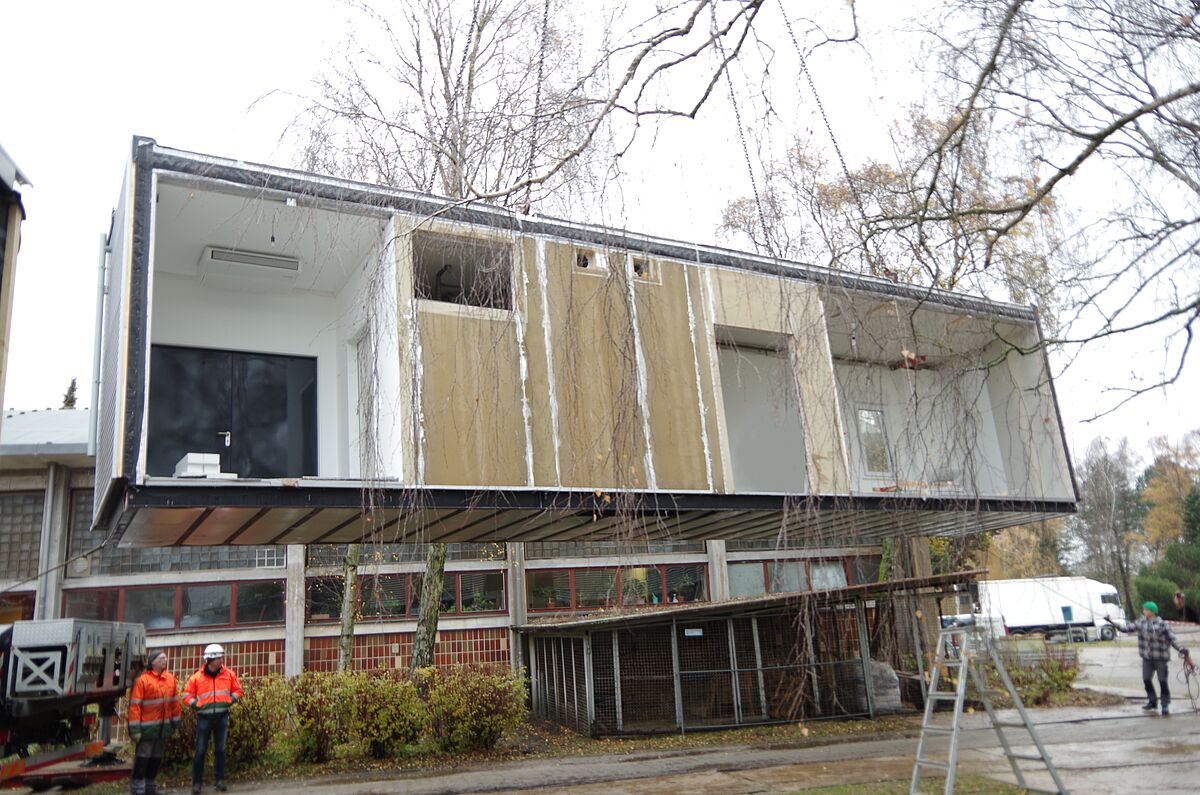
[217,431,231,447]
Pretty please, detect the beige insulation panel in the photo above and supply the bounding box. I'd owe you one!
[516,237,560,486]
[540,241,648,489]
[407,227,849,495]
[634,259,714,491]
[418,306,528,487]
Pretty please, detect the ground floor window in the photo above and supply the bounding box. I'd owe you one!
[527,564,709,612]
[62,581,285,632]
[727,558,851,598]
[307,570,507,622]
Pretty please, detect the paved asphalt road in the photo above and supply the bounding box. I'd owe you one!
[212,703,1197,795]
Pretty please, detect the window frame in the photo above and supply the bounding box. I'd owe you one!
[525,564,710,612]
[306,569,509,623]
[63,580,286,633]
[411,231,515,312]
[853,404,895,477]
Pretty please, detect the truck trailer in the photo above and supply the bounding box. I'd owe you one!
[978,576,1126,641]
[1,619,145,786]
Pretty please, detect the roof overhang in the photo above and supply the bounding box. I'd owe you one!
[134,137,1039,323]
[517,570,984,634]
[0,444,91,470]
[101,479,1073,548]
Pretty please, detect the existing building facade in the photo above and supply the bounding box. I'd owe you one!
[2,413,882,677]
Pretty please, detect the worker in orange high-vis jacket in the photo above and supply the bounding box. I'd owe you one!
[127,649,181,795]
[183,644,243,794]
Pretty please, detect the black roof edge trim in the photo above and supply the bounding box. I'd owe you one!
[121,482,1077,516]
[134,137,1038,323]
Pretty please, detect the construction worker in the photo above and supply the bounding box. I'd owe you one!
[1109,601,1192,715]
[127,649,181,795]
[183,644,243,794]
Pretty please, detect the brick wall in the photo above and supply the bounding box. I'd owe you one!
[161,639,287,679]
[304,627,510,672]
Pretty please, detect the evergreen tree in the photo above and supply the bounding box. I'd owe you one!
[61,378,77,409]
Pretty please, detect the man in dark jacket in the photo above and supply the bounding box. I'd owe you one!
[1174,591,1200,623]
[1111,601,1191,716]
[183,644,243,794]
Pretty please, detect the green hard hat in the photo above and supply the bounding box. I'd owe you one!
[1143,601,1158,614]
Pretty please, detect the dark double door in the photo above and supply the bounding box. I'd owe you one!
[147,345,318,478]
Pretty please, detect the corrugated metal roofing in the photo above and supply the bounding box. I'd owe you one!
[517,570,982,633]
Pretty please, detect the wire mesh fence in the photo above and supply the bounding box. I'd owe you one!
[528,598,876,735]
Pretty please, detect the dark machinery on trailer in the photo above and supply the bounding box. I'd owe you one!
[1,619,145,788]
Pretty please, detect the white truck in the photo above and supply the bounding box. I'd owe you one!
[977,576,1127,642]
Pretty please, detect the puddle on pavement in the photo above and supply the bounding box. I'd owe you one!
[1143,740,1200,755]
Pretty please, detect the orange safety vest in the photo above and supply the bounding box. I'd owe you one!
[183,665,243,716]
[128,669,181,740]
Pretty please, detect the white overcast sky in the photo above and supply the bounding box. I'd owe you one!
[3,1,1195,464]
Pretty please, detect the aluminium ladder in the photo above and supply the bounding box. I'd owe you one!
[909,626,1067,794]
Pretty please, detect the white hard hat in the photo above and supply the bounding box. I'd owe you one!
[202,644,225,660]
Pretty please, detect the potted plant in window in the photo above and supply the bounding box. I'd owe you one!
[535,584,563,608]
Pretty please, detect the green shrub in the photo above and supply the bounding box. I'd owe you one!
[291,672,353,763]
[226,675,290,768]
[1136,574,1179,617]
[997,654,1078,706]
[162,703,197,769]
[422,665,527,752]
[161,676,292,772]
[348,672,427,758]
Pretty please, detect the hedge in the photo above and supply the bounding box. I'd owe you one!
[161,665,524,773]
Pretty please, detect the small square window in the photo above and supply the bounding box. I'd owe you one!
[573,247,609,275]
[631,257,657,282]
[413,232,512,310]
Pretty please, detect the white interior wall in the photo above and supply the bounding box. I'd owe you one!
[149,274,344,477]
[716,346,809,493]
[986,343,1075,501]
[333,217,404,481]
[835,362,1008,496]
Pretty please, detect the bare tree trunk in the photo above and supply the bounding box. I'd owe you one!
[337,543,362,672]
[411,542,447,672]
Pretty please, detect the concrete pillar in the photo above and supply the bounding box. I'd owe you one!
[34,464,70,620]
[283,545,306,677]
[507,542,527,672]
[706,540,729,601]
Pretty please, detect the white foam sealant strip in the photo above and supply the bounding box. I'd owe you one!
[514,240,537,487]
[682,263,715,491]
[701,263,734,485]
[625,253,657,490]
[403,287,426,485]
[535,237,563,485]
